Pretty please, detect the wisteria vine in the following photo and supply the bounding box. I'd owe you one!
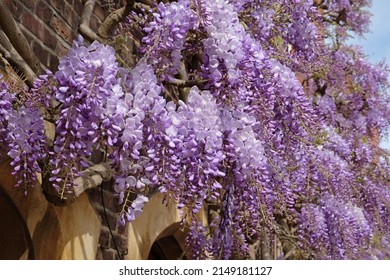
[0,0,389,259]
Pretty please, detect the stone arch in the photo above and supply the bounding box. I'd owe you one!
[126,193,207,260]
[148,235,186,260]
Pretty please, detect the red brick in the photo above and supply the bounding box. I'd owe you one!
[51,16,74,43]
[9,0,24,21]
[32,41,49,66]
[93,3,106,22]
[64,3,80,29]
[22,13,45,39]
[41,28,58,50]
[19,0,35,9]
[49,0,64,14]
[35,0,53,24]
[56,42,70,57]
[73,0,83,15]
[3,0,13,7]
[23,12,57,50]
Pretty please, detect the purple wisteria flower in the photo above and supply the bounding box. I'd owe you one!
[142,0,197,79]
[1,78,46,192]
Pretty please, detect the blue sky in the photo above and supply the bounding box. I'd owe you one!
[349,1,390,150]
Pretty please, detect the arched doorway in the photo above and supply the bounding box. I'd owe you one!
[148,235,187,260]
[125,192,207,260]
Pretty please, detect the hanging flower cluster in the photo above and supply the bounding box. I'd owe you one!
[0,80,46,193]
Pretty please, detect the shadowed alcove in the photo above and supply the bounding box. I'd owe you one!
[148,235,187,260]
[0,185,34,259]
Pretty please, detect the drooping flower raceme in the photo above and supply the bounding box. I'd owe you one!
[298,195,373,259]
[142,0,197,79]
[165,87,225,212]
[44,37,125,197]
[0,79,46,192]
[0,81,13,151]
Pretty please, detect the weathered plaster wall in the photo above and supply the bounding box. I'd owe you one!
[0,158,101,259]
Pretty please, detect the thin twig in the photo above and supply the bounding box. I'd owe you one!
[0,30,37,86]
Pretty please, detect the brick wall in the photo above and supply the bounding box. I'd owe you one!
[88,180,129,260]
[5,0,128,260]
[5,0,108,70]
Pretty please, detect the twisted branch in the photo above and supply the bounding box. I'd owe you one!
[98,0,135,39]
[79,0,101,42]
[0,0,42,84]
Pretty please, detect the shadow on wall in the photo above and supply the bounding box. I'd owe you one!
[0,186,34,259]
[0,158,100,260]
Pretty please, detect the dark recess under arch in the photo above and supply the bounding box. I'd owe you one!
[148,235,186,260]
[0,185,35,260]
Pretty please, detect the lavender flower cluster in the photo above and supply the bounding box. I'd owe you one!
[41,37,124,197]
[0,79,46,192]
[142,0,197,79]
[0,80,13,149]
[298,195,373,259]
